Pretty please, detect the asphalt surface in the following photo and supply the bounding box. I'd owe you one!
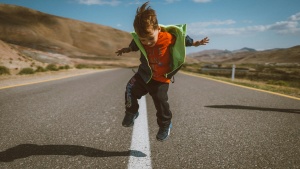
[0,68,299,169]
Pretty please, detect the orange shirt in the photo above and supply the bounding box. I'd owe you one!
[143,32,176,83]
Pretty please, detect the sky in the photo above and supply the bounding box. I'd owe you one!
[0,0,300,54]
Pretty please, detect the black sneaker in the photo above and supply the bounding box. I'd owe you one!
[156,123,172,141]
[122,112,139,127]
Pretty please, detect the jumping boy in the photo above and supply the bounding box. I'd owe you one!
[116,1,209,141]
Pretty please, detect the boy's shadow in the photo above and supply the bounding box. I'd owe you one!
[0,144,146,162]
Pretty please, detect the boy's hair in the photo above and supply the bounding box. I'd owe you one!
[133,1,159,37]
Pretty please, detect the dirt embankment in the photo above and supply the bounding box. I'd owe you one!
[0,4,139,75]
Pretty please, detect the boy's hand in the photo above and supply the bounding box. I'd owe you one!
[193,37,209,47]
[116,47,131,56]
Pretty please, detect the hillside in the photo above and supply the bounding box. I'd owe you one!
[187,46,300,65]
[0,39,43,74]
[1,4,299,76]
[0,4,139,74]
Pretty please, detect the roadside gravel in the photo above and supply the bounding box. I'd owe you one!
[0,68,104,89]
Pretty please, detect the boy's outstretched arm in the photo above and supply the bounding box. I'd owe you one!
[116,39,139,56]
[185,36,209,47]
[116,47,131,56]
[193,37,209,47]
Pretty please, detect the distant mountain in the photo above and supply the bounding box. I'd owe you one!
[0,4,139,73]
[187,46,300,64]
[232,47,256,53]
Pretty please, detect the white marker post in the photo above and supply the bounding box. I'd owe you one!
[231,64,236,81]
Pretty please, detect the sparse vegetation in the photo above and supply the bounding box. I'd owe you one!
[18,67,35,75]
[0,66,10,75]
[64,65,70,69]
[266,80,288,86]
[46,64,58,71]
[35,66,47,72]
[58,65,70,70]
[30,62,35,67]
[182,63,300,98]
[76,64,101,69]
[76,64,88,69]
[15,64,72,75]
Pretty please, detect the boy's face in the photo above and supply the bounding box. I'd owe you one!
[138,27,161,47]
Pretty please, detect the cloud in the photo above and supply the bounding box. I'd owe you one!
[128,0,143,5]
[270,21,300,34]
[189,20,236,27]
[242,20,253,24]
[76,0,121,6]
[192,0,212,3]
[188,12,300,36]
[289,12,300,21]
[165,0,180,3]
[270,21,297,31]
[193,26,269,36]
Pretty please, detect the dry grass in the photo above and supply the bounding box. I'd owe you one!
[182,70,300,99]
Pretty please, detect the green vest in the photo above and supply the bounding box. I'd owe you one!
[131,24,187,83]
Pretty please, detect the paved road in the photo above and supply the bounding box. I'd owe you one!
[0,68,299,169]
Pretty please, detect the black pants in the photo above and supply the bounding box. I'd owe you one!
[125,73,172,128]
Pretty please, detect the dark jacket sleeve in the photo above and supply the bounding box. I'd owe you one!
[185,35,194,47]
[129,39,139,52]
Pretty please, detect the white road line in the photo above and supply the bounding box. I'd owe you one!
[128,96,152,169]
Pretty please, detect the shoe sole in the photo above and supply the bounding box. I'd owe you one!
[156,136,169,142]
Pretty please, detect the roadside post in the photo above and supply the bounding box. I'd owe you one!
[232,64,236,81]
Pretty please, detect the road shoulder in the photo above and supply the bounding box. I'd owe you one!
[0,69,103,89]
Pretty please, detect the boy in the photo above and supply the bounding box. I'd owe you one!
[116,1,209,141]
